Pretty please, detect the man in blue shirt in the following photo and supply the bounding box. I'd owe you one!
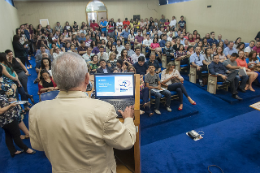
[223,41,238,58]
[190,46,208,86]
[120,27,130,43]
[145,53,161,73]
[178,16,186,31]
[207,32,218,46]
[133,56,148,75]
[100,17,107,36]
[209,55,242,100]
[159,34,167,48]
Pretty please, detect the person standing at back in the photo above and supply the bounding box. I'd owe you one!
[178,16,186,31]
[100,17,108,36]
[29,52,136,173]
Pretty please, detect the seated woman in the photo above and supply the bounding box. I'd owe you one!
[203,48,213,66]
[176,44,189,65]
[164,41,175,63]
[38,69,58,94]
[109,45,120,59]
[127,66,153,116]
[236,50,258,91]
[150,38,161,58]
[107,53,117,69]
[247,51,260,84]
[88,55,100,74]
[161,62,196,111]
[216,46,226,63]
[119,49,133,66]
[37,58,52,80]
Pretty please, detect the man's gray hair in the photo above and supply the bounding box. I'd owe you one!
[52,52,88,91]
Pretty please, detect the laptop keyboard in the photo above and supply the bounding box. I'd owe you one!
[104,99,135,117]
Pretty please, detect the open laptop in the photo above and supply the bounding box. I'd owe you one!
[94,73,135,118]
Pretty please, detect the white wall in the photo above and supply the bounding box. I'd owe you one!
[0,1,20,52]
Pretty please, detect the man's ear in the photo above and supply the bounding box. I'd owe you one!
[85,72,90,86]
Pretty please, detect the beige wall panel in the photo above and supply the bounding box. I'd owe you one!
[15,0,159,28]
[158,0,260,42]
[0,1,20,52]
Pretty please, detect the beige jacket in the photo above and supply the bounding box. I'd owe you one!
[29,91,136,173]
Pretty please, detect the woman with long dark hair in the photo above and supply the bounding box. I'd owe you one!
[12,35,27,65]
[38,69,58,94]
[5,50,34,103]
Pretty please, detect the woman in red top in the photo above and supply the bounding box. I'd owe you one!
[38,69,58,94]
[107,21,115,38]
[187,34,195,46]
[236,50,258,91]
[164,19,170,30]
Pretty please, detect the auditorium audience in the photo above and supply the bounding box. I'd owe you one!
[161,62,196,110]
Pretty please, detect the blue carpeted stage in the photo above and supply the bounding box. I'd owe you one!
[141,110,260,173]
[0,57,260,173]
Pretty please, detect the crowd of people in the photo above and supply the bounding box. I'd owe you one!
[1,14,260,157]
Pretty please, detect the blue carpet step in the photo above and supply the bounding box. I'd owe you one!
[141,100,199,130]
[141,110,260,173]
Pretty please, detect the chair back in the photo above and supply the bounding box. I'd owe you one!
[40,90,60,101]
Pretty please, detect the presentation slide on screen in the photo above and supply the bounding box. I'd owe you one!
[96,75,134,96]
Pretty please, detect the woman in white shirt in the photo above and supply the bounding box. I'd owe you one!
[161,62,196,111]
[128,30,135,44]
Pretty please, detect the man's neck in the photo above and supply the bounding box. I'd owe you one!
[196,52,200,56]
[102,66,106,69]
[150,71,155,75]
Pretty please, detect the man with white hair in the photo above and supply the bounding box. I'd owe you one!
[29,52,136,173]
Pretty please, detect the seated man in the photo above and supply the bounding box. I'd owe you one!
[120,27,130,43]
[159,34,167,48]
[145,53,161,73]
[125,43,135,57]
[209,55,242,100]
[97,47,109,61]
[253,41,260,54]
[133,56,148,75]
[145,64,172,115]
[131,47,145,64]
[134,30,144,48]
[223,41,238,58]
[35,45,52,63]
[190,46,208,86]
[78,41,87,56]
[77,32,86,43]
[223,53,249,92]
[82,47,94,63]
[116,39,125,54]
[97,59,113,73]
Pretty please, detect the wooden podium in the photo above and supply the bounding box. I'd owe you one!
[87,74,141,173]
[116,74,141,173]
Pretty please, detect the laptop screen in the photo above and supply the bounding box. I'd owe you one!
[94,73,135,99]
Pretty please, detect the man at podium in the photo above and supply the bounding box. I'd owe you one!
[29,52,136,173]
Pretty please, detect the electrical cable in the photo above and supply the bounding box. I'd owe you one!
[208,165,224,173]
